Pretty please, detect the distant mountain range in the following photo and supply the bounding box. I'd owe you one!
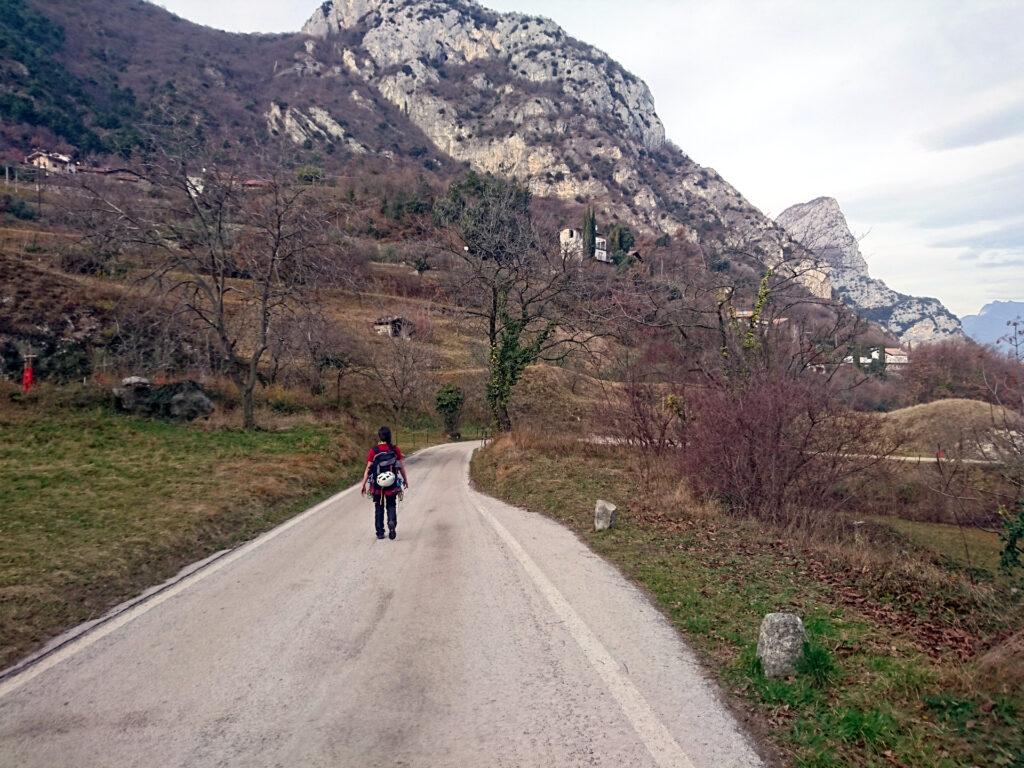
[962,301,1024,348]
[776,197,962,345]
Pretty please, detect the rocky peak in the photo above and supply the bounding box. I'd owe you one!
[292,0,837,299]
[302,0,666,151]
[777,197,962,345]
[775,197,868,274]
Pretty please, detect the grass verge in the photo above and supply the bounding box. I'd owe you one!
[471,433,1023,768]
[0,383,440,670]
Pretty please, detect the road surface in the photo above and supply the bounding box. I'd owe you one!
[0,442,763,768]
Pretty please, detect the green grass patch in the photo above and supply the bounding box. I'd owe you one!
[472,435,1023,767]
[876,516,1003,575]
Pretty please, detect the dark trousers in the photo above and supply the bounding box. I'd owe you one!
[374,493,397,536]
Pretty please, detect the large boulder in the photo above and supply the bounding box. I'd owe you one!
[112,377,153,412]
[113,378,214,421]
[757,613,806,678]
[163,382,215,421]
[594,500,618,531]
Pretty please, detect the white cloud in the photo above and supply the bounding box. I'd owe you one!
[155,0,1024,315]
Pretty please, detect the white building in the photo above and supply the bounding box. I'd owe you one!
[559,228,612,264]
[25,151,76,174]
[559,228,584,261]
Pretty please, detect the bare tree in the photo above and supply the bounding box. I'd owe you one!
[434,171,601,430]
[362,336,435,422]
[78,142,347,429]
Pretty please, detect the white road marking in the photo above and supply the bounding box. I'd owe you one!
[0,484,360,700]
[472,497,698,768]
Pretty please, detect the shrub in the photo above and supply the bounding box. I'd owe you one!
[435,383,465,438]
[296,165,325,184]
[682,371,892,525]
[0,193,37,221]
[903,337,1022,405]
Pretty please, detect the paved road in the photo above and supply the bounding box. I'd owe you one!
[0,443,763,768]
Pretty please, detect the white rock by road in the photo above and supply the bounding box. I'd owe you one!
[0,442,763,768]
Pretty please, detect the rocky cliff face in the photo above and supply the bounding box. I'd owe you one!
[11,0,830,297]
[299,0,829,296]
[777,197,962,344]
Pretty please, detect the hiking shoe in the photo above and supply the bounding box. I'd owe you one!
[388,530,397,540]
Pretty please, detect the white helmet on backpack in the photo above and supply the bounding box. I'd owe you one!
[376,471,397,489]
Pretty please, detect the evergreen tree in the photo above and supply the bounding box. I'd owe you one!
[582,206,597,259]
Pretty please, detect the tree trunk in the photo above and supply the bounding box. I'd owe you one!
[242,385,257,431]
[494,402,512,432]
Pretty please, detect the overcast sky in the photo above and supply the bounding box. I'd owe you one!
[155,0,1024,316]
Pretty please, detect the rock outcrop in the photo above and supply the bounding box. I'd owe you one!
[113,378,215,421]
[777,197,962,344]
[300,0,829,297]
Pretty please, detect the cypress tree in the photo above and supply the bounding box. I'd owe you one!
[582,206,596,259]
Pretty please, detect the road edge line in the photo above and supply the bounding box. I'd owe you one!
[0,483,359,699]
[470,494,697,768]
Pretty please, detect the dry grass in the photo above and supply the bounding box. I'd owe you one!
[879,398,1022,458]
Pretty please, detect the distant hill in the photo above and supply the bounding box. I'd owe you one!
[962,301,1024,348]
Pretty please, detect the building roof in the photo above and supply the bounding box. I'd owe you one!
[26,150,73,163]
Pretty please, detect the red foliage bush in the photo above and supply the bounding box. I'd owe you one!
[903,338,1022,406]
[681,371,895,525]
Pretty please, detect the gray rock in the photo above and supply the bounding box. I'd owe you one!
[113,377,152,412]
[777,197,962,344]
[756,613,806,678]
[167,386,215,421]
[594,500,617,532]
[113,379,213,421]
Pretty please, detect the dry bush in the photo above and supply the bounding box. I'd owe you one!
[407,303,437,343]
[362,337,437,421]
[682,371,900,526]
[903,337,1022,405]
[838,371,906,412]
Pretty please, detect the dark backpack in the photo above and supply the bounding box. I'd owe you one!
[369,444,399,489]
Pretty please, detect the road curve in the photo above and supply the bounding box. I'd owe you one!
[0,442,763,768]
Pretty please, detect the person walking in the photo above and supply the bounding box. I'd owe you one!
[361,426,409,540]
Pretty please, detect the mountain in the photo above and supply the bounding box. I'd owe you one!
[962,301,1024,348]
[1,0,457,171]
[776,197,962,345]
[1,0,833,299]
[299,0,829,294]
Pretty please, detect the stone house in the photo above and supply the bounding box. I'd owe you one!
[25,150,76,174]
[373,316,411,338]
[559,228,611,263]
[559,228,584,260]
[884,347,909,370]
